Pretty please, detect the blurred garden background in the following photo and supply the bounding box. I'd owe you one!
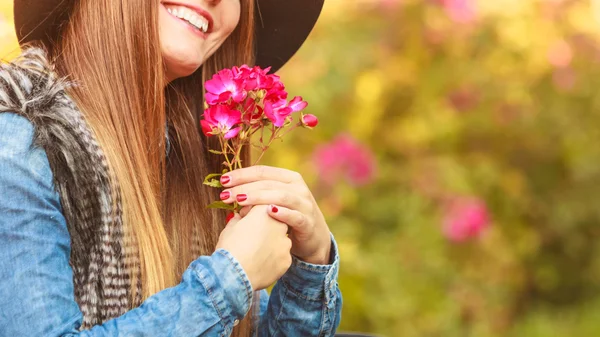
[3,0,600,336]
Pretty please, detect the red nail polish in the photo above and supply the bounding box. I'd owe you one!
[220,191,230,200]
[220,175,231,185]
[271,205,279,213]
[236,194,247,202]
[226,212,235,223]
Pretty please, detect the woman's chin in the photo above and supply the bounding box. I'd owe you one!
[164,60,203,83]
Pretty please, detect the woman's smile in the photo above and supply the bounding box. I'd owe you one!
[161,1,213,38]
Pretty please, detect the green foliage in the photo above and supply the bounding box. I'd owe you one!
[206,201,235,211]
[265,0,600,336]
[203,173,223,188]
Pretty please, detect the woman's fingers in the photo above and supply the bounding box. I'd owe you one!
[220,180,285,202]
[220,165,302,187]
[266,205,312,233]
[224,188,310,211]
[239,205,252,218]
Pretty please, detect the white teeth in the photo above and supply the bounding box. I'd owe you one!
[166,6,209,33]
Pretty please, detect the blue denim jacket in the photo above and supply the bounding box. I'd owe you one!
[0,112,342,336]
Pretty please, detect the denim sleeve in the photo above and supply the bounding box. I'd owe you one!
[258,236,343,336]
[0,113,253,336]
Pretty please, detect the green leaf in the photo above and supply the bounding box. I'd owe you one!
[204,179,222,188]
[206,201,235,210]
[208,149,223,155]
[203,173,223,188]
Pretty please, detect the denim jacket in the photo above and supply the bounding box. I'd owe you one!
[0,112,342,336]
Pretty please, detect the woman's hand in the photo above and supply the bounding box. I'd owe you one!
[220,165,332,265]
[216,205,292,291]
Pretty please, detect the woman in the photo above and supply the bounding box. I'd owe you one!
[0,0,341,336]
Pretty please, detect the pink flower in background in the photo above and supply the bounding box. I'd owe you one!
[443,197,490,242]
[441,0,477,24]
[201,104,242,139]
[547,40,573,68]
[313,134,377,186]
[447,87,479,113]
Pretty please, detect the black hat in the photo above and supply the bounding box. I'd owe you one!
[13,0,325,72]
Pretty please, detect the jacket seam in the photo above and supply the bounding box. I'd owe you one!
[194,267,227,334]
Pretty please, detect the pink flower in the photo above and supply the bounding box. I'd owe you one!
[265,76,288,102]
[205,69,247,104]
[547,40,573,68]
[231,65,279,92]
[241,99,263,125]
[264,99,293,127]
[301,114,319,128]
[447,87,479,113]
[442,198,490,242]
[441,0,477,24]
[288,96,308,112]
[313,134,377,186]
[201,104,242,139]
[264,96,307,127]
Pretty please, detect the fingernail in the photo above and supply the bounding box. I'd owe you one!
[226,212,235,223]
[220,191,230,200]
[236,194,247,202]
[220,175,231,185]
[271,205,279,213]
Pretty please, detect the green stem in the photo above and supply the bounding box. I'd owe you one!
[252,123,278,166]
[219,135,233,172]
[277,122,302,140]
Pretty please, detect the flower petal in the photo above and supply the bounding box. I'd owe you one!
[224,109,242,128]
[224,126,242,139]
[288,96,308,112]
[205,75,226,94]
[200,119,214,136]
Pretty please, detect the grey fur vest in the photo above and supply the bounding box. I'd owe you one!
[0,48,139,329]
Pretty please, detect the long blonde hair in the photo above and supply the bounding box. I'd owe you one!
[51,0,256,335]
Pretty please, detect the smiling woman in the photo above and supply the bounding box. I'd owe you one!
[159,0,241,81]
[0,0,342,336]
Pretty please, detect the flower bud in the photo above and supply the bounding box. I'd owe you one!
[238,129,248,140]
[301,114,319,128]
[257,89,266,99]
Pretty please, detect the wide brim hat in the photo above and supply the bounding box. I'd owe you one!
[13,0,325,72]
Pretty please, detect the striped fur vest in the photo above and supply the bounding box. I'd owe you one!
[0,47,139,329]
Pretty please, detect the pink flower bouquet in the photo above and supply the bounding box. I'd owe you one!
[201,65,317,211]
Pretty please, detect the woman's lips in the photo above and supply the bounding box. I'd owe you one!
[162,4,210,39]
[161,1,214,34]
